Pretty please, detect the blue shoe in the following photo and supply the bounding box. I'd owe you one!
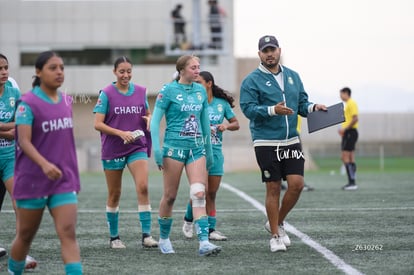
[199,241,221,256]
[159,238,175,254]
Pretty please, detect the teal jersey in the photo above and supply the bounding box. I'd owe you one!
[154,80,208,149]
[93,82,149,114]
[208,97,235,150]
[0,85,20,158]
[240,64,314,142]
[15,86,62,126]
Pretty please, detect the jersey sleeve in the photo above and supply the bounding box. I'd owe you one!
[154,85,171,110]
[145,97,150,110]
[93,91,109,114]
[224,101,235,121]
[15,102,34,125]
[348,100,359,116]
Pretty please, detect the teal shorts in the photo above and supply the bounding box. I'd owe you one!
[16,191,78,210]
[0,158,14,182]
[209,150,224,176]
[163,146,206,165]
[102,151,148,170]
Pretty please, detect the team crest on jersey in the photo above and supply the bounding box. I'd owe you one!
[9,97,15,107]
[288,77,294,85]
[217,104,223,113]
[196,92,202,101]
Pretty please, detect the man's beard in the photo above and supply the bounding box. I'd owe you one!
[263,61,278,69]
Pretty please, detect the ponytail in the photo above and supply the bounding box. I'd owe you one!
[32,76,41,88]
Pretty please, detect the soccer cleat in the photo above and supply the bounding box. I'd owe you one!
[142,236,158,248]
[182,221,194,239]
[265,221,291,247]
[209,230,228,241]
[159,238,175,254]
[110,238,126,249]
[0,247,6,258]
[269,235,287,252]
[25,255,37,270]
[342,183,358,191]
[278,224,291,247]
[199,241,221,256]
[303,184,315,191]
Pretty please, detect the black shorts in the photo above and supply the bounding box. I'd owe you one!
[254,144,305,183]
[341,129,358,151]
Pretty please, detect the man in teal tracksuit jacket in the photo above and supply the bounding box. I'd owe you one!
[240,35,326,253]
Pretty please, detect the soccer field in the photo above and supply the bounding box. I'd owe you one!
[1,160,414,274]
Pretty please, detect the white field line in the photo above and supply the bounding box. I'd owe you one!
[221,182,364,275]
[1,206,413,214]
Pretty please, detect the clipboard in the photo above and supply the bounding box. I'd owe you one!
[307,103,345,133]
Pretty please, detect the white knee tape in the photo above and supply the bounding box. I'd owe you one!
[190,182,206,208]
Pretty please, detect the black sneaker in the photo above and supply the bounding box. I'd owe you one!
[342,183,358,191]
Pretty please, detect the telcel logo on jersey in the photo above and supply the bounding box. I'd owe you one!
[0,110,13,120]
[181,103,202,112]
[0,101,13,119]
[209,113,221,121]
[42,117,73,133]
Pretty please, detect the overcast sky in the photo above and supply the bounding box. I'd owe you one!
[234,0,414,113]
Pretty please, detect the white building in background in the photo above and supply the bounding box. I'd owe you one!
[0,0,236,171]
[0,0,235,95]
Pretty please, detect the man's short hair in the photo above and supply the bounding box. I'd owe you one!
[340,87,352,96]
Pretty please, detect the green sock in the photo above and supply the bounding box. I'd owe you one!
[208,215,217,232]
[8,257,25,275]
[184,201,193,222]
[106,211,119,238]
[139,211,152,235]
[194,216,209,241]
[65,262,83,275]
[158,216,173,239]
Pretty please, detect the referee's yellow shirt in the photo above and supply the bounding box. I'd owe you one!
[342,98,359,129]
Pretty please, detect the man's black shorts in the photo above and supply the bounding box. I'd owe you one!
[254,143,305,183]
[341,129,358,151]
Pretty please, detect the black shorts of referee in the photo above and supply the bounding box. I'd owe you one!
[341,128,358,151]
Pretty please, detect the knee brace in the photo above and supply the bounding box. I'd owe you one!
[190,182,206,208]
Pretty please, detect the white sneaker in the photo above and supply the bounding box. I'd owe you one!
[269,235,287,252]
[25,255,37,270]
[142,236,158,248]
[209,230,227,241]
[110,238,126,249]
[199,241,221,256]
[182,221,193,238]
[342,183,358,190]
[278,224,291,247]
[0,247,6,258]
[159,238,175,254]
[265,221,291,247]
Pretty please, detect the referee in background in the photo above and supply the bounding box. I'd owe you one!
[339,87,359,190]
